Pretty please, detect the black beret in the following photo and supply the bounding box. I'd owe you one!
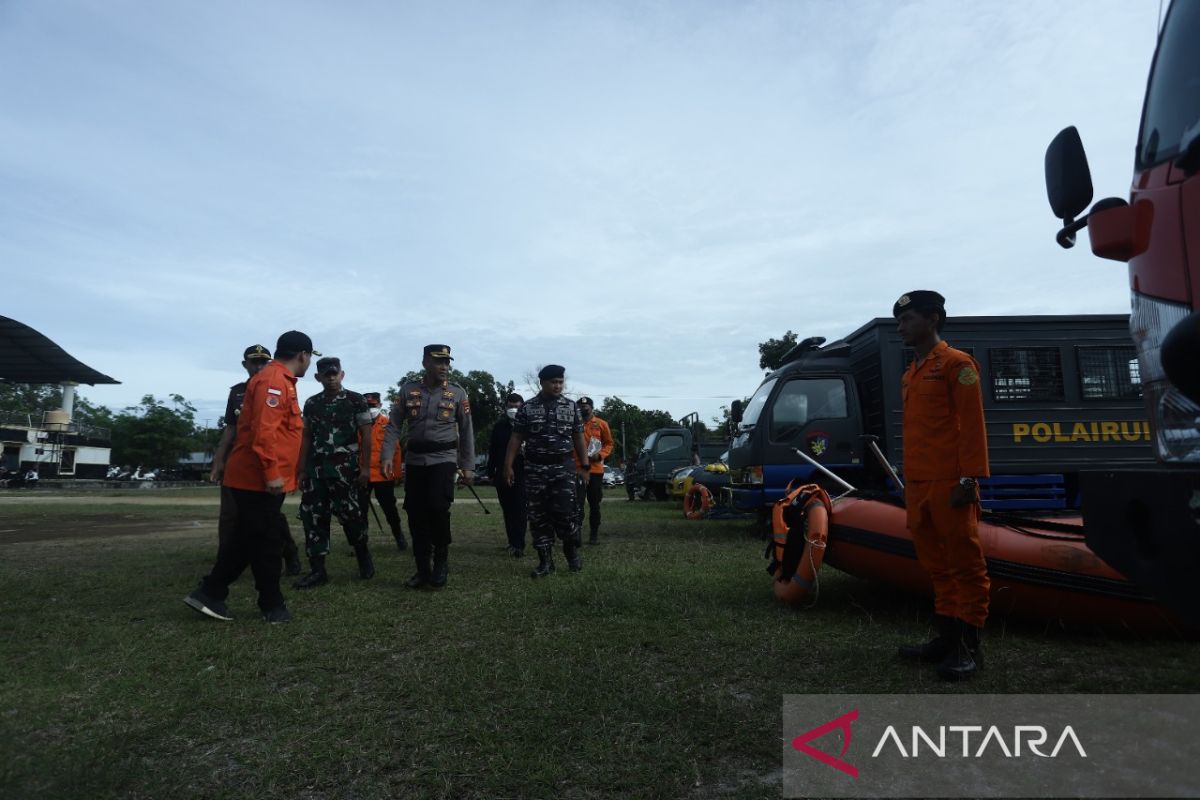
[893,290,946,318]
[315,356,341,374]
[538,364,565,380]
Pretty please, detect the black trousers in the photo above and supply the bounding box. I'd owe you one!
[202,488,286,611]
[364,481,403,534]
[403,462,457,563]
[495,473,527,550]
[579,472,604,535]
[218,485,297,559]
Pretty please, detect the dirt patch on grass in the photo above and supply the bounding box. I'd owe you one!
[0,516,214,544]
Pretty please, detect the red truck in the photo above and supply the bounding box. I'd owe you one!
[1044,0,1200,623]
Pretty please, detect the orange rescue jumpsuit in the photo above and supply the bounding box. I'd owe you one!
[901,341,990,628]
[223,360,303,492]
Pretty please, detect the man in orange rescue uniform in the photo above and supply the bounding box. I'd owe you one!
[184,330,316,624]
[361,392,406,551]
[574,396,613,545]
[894,291,990,681]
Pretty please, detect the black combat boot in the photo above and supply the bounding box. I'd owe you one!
[430,545,449,588]
[293,556,329,589]
[898,614,955,662]
[283,544,303,577]
[406,542,431,589]
[588,528,599,546]
[937,620,983,681]
[391,522,408,551]
[354,542,375,579]
[530,546,555,578]
[563,539,583,572]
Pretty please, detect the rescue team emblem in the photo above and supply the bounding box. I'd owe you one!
[266,396,279,407]
[807,431,831,457]
[957,367,979,386]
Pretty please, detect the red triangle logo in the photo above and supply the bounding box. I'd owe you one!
[791,709,859,778]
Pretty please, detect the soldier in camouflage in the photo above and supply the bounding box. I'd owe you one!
[503,364,589,578]
[381,344,475,589]
[294,356,376,588]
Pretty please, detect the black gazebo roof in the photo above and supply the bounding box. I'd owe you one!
[0,315,120,386]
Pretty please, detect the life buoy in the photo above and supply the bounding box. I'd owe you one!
[767,482,832,604]
[684,483,712,520]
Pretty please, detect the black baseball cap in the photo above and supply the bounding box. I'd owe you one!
[275,330,321,357]
[363,392,382,406]
[578,396,594,406]
[315,356,342,375]
[243,344,271,361]
[423,344,453,360]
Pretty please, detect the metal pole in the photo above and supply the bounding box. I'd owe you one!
[790,447,856,493]
[862,435,904,491]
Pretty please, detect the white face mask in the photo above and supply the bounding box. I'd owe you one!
[369,407,382,419]
[506,407,518,420]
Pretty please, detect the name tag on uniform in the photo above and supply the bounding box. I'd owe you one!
[267,387,283,395]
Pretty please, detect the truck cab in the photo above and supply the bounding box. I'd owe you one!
[630,415,729,499]
[728,343,865,509]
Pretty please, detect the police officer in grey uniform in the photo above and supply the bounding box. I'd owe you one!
[503,364,588,578]
[381,344,474,589]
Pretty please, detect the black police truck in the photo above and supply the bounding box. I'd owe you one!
[728,315,1155,512]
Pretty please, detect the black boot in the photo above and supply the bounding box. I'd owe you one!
[392,523,408,551]
[564,539,583,572]
[898,614,955,662]
[588,529,599,546]
[530,546,555,578]
[937,620,983,681]
[354,542,375,579]
[283,545,303,577]
[430,545,449,589]
[293,556,329,589]
[406,543,431,589]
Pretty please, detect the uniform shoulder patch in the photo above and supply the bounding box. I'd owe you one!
[266,396,279,407]
[957,367,979,385]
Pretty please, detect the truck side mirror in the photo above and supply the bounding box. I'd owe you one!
[730,400,743,425]
[1046,126,1094,222]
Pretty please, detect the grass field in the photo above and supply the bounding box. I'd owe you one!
[1,487,1197,799]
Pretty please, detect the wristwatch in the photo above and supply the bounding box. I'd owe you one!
[958,477,977,488]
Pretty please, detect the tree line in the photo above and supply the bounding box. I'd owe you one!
[1,331,793,471]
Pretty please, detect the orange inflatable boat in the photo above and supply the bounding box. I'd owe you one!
[825,493,1188,631]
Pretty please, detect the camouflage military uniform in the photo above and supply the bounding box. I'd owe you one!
[514,393,584,552]
[299,389,373,557]
[381,378,474,583]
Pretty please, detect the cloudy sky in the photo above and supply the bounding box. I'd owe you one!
[0,1,1163,428]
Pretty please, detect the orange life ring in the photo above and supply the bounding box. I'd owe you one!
[769,483,831,604]
[684,483,712,520]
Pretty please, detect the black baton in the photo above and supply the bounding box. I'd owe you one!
[459,469,491,514]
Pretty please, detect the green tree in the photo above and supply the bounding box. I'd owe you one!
[595,397,674,466]
[758,330,799,371]
[109,394,201,468]
[386,369,514,455]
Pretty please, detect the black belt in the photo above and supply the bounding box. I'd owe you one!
[525,452,573,465]
[407,440,457,455]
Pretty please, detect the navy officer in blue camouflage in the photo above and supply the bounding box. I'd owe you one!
[503,364,589,578]
[381,344,475,589]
